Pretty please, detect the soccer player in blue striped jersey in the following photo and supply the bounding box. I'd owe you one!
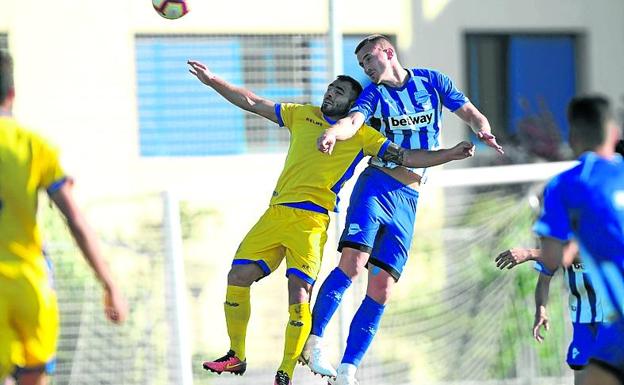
[302,35,503,384]
[535,95,624,385]
[496,245,605,385]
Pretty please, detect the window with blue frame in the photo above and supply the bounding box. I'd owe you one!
[135,34,395,157]
[135,34,330,156]
[466,33,580,164]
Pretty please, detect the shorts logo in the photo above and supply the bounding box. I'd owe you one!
[289,320,304,327]
[389,110,434,130]
[225,301,239,307]
[347,223,361,235]
[572,348,580,359]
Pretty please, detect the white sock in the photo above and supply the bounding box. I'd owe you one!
[307,334,323,347]
[337,363,357,377]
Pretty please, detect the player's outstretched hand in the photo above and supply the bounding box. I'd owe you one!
[532,307,549,343]
[104,286,128,324]
[187,60,216,85]
[317,130,337,154]
[476,130,504,155]
[449,141,475,160]
[495,248,532,270]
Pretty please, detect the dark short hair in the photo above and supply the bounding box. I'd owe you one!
[0,49,13,103]
[568,95,613,153]
[335,75,363,101]
[354,34,393,55]
[616,139,624,156]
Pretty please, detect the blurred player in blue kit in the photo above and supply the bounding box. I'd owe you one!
[535,96,624,385]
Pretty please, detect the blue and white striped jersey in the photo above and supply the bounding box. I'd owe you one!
[535,261,604,324]
[350,68,469,177]
[534,152,624,320]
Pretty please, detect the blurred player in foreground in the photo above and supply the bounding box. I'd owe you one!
[535,95,624,385]
[495,139,624,385]
[304,34,502,385]
[188,59,474,385]
[0,50,127,385]
[497,243,605,385]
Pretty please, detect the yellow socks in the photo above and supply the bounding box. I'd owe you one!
[278,302,312,377]
[224,285,251,360]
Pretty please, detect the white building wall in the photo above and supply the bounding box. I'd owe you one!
[406,0,624,152]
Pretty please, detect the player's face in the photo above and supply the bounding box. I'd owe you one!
[321,80,354,117]
[357,42,391,84]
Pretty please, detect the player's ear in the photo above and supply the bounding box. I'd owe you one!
[7,87,15,101]
[385,47,395,60]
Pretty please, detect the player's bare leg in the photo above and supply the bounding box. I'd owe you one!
[275,274,313,385]
[202,263,263,376]
[302,247,369,378]
[331,266,395,385]
[580,363,621,385]
[16,370,47,385]
[574,368,590,385]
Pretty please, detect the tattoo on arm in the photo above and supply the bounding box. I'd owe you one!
[380,142,405,165]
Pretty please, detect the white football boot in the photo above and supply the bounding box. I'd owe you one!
[299,335,337,378]
[327,364,358,385]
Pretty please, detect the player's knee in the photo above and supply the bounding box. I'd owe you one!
[338,250,368,279]
[367,286,392,304]
[227,264,263,286]
[16,371,48,385]
[366,278,394,305]
[287,275,313,304]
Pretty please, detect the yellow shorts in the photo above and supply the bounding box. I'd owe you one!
[234,204,330,284]
[0,261,59,379]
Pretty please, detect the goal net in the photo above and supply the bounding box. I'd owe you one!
[43,163,578,385]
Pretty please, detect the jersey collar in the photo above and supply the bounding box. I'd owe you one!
[379,68,412,91]
[323,115,337,125]
[578,151,623,164]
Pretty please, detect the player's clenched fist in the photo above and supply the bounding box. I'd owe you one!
[449,141,475,160]
[317,130,337,154]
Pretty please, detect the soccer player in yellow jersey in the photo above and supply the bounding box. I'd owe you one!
[188,59,474,385]
[0,50,128,385]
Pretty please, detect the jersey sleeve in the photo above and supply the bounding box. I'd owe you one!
[358,125,391,157]
[430,70,469,112]
[275,103,302,131]
[533,175,573,242]
[30,132,68,194]
[349,84,379,122]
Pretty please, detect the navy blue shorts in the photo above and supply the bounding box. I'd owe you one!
[589,319,624,382]
[567,322,602,370]
[338,167,419,281]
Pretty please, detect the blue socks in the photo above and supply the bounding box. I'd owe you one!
[310,268,352,337]
[342,295,385,367]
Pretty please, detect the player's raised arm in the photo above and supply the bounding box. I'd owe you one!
[454,102,504,155]
[187,59,278,124]
[49,183,128,324]
[379,140,475,168]
[317,111,366,154]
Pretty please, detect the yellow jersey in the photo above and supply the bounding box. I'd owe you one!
[0,116,66,268]
[271,103,390,212]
